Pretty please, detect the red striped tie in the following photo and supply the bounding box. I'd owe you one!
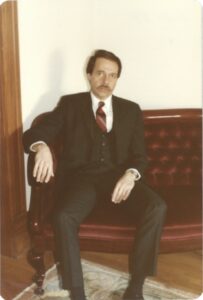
[96,101,107,133]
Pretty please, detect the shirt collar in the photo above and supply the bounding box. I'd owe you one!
[90,92,112,114]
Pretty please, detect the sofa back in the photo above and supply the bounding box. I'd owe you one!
[143,109,202,188]
[29,108,202,190]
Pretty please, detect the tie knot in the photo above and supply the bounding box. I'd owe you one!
[98,101,105,108]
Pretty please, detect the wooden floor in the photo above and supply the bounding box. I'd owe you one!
[1,250,202,300]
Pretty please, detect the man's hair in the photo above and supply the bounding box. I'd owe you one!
[86,49,122,78]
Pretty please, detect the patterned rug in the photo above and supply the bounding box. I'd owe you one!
[13,259,199,300]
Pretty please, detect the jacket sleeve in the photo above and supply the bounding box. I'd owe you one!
[129,104,148,176]
[23,98,66,153]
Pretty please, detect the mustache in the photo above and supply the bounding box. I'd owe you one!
[98,85,111,90]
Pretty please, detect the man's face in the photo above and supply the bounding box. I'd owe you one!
[87,57,119,100]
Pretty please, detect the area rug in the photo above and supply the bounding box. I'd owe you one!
[13,259,199,300]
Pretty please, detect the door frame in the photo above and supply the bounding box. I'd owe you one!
[0,1,29,256]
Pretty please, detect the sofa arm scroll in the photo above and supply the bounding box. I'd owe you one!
[27,147,58,234]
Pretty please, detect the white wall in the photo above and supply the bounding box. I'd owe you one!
[92,0,202,108]
[18,0,202,208]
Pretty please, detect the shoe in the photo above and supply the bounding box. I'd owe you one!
[70,294,87,300]
[70,287,86,300]
[71,296,86,300]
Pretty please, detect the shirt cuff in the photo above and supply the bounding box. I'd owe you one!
[30,141,47,152]
[125,168,141,181]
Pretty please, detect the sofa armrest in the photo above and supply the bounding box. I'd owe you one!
[27,147,57,234]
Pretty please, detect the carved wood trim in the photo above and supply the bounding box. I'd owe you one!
[0,1,29,256]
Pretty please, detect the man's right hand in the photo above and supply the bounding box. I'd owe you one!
[33,143,54,183]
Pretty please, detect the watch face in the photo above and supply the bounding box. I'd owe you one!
[126,169,140,181]
[130,170,136,176]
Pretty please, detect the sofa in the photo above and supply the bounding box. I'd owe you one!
[26,108,202,294]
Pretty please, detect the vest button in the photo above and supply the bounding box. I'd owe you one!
[100,157,104,162]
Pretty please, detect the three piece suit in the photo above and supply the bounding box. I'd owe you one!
[23,92,166,292]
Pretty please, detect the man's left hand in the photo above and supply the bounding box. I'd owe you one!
[111,172,135,204]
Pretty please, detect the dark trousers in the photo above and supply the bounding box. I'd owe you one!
[54,170,167,291]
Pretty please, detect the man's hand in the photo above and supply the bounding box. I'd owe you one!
[33,143,54,183]
[111,172,136,204]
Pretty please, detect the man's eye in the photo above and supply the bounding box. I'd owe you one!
[111,74,117,79]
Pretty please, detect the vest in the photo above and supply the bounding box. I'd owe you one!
[79,120,116,175]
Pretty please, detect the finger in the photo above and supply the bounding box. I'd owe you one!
[39,167,47,183]
[118,186,129,203]
[122,182,135,201]
[116,188,125,203]
[44,174,51,183]
[113,185,125,204]
[40,164,51,183]
[44,172,51,183]
[122,188,131,201]
[36,161,45,182]
[44,165,54,183]
[33,160,40,178]
[116,183,132,203]
[111,184,120,203]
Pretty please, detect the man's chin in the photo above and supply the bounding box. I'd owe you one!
[98,94,111,100]
[95,90,112,100]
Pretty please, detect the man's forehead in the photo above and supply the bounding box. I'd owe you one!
[94,57,119,72]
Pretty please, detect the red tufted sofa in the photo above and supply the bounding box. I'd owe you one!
[26,108,202,293]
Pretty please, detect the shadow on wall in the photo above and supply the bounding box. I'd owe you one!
[23,50,66,131]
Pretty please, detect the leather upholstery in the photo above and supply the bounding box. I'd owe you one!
[27,109,202,255]
[144,110,201,188]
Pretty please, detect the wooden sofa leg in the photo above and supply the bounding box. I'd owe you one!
[28,249,46,295]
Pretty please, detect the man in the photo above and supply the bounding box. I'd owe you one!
[23,50,166,300]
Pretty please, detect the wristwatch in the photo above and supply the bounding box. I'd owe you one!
[125,169,141,181]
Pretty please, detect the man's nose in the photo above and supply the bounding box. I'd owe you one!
[103,74,109,85]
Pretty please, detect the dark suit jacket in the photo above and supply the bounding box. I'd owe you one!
[23,92,148,179]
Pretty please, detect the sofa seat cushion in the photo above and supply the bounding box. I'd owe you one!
[158,186,201,220]
[79,186,201,252]
[40,186,201,253]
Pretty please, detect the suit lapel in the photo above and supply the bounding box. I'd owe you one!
[112,96,127,150]
[81,92,95,140]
